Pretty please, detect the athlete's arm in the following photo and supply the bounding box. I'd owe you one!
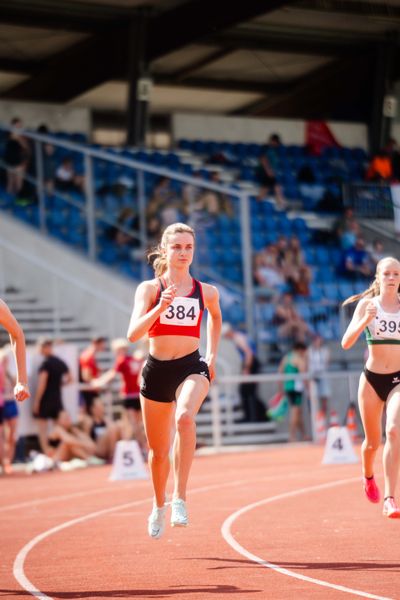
[341,298,376,350]
[203,284,222,381]
[92,368,117,388]
[0,299,29,401]
[127,280,176,342]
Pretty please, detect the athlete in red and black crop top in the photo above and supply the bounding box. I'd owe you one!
[127,222,222,539]
[148,277,205,338]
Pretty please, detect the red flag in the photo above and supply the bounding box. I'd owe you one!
[306,121,341,156]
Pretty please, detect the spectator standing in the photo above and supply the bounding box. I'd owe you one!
[33,338,72,454]
[341,237,373,280]
[4,117,31,196]
[366,150,392,182]
[221,323,266,422]
[79,336,107,413]
[37,124,57,194]
[0,346,19,473]
[308,335,331,418]
[256,134,286,209]
[278,342,308,442]
[55,156,84,193]
[93,338,147,454]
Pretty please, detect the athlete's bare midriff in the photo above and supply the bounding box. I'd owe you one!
[149,335,200,360]
[366,345,400,373]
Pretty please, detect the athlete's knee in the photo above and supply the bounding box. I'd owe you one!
[176,410,195,432]
[363,438,380,452]
[385,424,399,444]
[149,446,170,462]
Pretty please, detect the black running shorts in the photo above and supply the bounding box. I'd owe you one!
[140,350,210,403]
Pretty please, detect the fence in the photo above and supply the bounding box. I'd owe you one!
[343,182,393,218]
[209,369,361,448]
[0,126,257,338]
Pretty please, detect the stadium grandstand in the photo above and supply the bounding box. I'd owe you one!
[0,1,399,451]
[3,3,400,600]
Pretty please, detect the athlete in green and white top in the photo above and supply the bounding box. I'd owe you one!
[341,256,400,518]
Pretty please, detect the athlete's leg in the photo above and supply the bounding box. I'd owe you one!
[5,416,18,465]
[141,396,175,507]
[358,374,384,478]
[383,387,400,499]
[172,374,209,501]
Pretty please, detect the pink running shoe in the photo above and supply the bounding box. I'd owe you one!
[363,476,380,503]
[383,497,400,519]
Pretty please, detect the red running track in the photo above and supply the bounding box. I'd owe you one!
[1,444,399,600]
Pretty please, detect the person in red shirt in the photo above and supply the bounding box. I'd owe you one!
[79,336,107,413]
[93,338,147,453]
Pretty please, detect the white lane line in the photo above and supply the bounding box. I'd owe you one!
[0,483,141,513]
[13,471,324,600]
[221,477,393,600]
[2,467,320,513]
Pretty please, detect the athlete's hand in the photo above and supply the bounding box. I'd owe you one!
[14,382,30,402]
[363,301,377,325]
[159,284,177,310]
[207,358,216,382]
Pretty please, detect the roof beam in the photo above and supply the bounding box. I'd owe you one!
[1,29,128,102]
[147,0,291,60]
[201,29,372,57]
[153,74,294,94]
[0,0,128,32]
[168,48,235,83]
[297,0,400,19]
[232,53,370,119]
[0,58,37,74]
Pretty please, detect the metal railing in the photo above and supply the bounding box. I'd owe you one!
[0,125,256,337]
[210,369,361,448]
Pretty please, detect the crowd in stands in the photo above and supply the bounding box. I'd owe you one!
[0,334,148,475]
[1,118,86,204]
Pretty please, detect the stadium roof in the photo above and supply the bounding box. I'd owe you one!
[0,0,400,121]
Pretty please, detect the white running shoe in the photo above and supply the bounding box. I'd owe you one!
[148,504,167,539]
[170,498,188,527]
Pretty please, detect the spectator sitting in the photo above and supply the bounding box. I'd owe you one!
[92,338,148,455]
[367,238,388,267]
[334,207,361,249]
[106,207,140,250]
[55,156,84,193]
[256,134,286,209]
[79,398,122,462]
[47,409,96,464]
[4,117,31,196]
[340,236,373,280]
[273,292,311,343]
[365,149,392,182]
[253,246,285,294]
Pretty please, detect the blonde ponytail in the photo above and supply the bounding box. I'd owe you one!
[147,222,195,277]
[342,256,400,306]
[342,280,378,306]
